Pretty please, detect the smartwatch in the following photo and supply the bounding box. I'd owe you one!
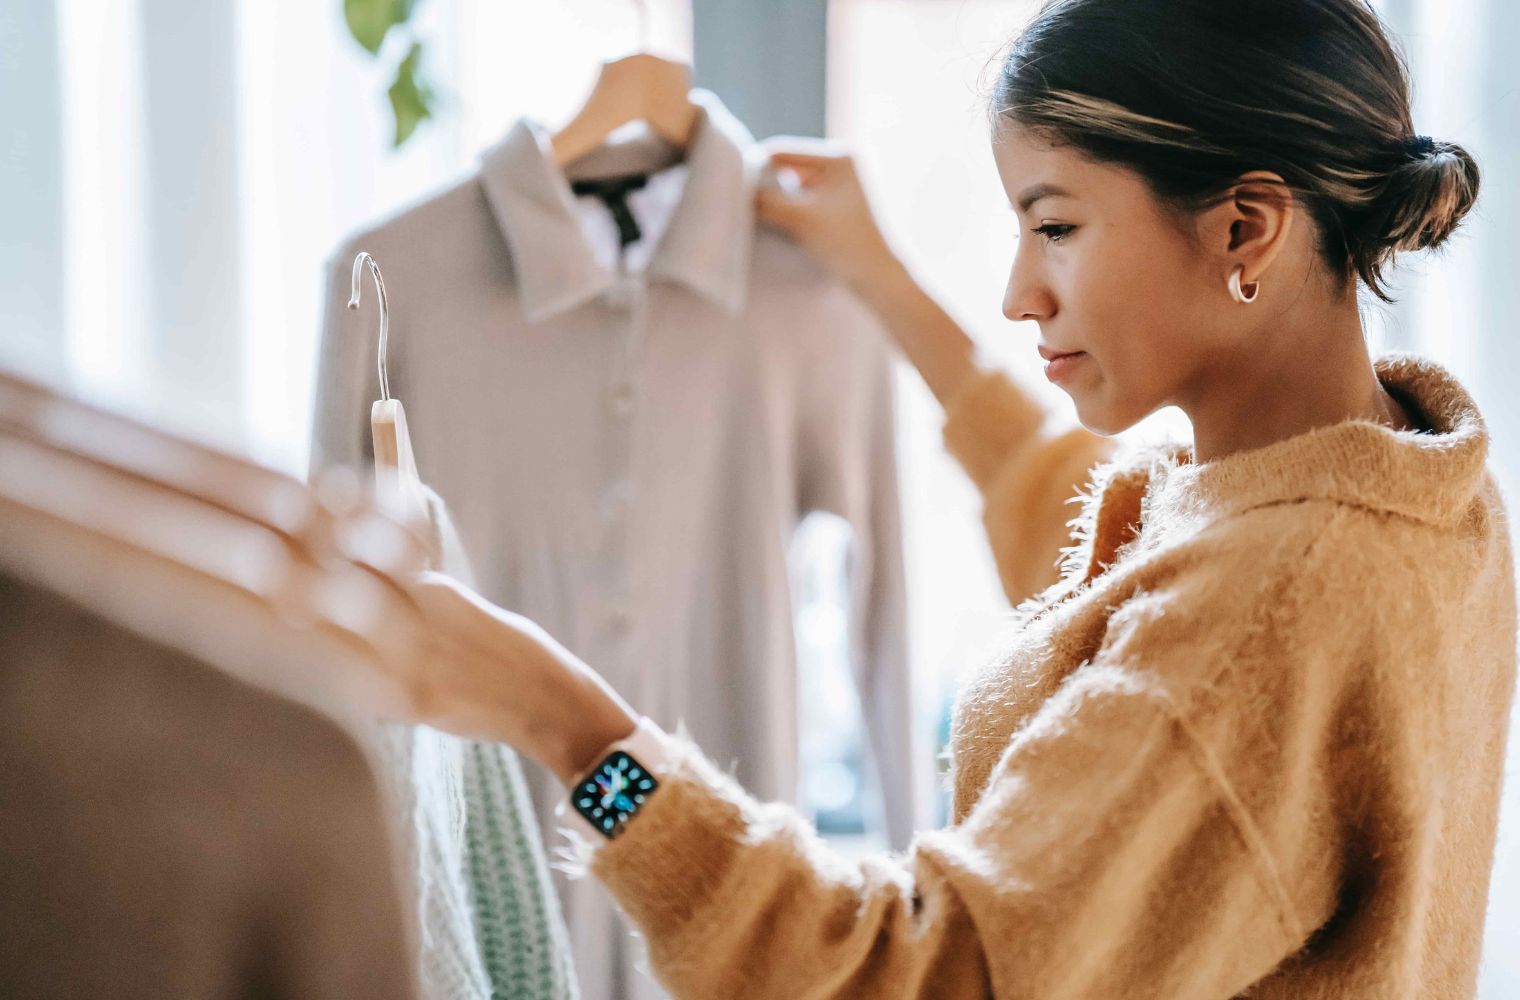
[558,717,671,842]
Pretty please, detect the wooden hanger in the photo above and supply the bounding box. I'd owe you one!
[349,252,433,550]
[550,3,700,170]
[349,253,410,478]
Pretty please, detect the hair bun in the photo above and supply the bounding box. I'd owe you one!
[1360,137,1481,260]
[1400,134,1437,158]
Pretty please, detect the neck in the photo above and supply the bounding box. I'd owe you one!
[1182,292,1410,464]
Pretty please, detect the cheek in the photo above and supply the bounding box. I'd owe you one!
[1065,231,1180,356]
[1063,234,1198,416]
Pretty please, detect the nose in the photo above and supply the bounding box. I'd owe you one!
[1002,245,1053,323]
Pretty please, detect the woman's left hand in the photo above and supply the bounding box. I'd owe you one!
[400,571,640,785]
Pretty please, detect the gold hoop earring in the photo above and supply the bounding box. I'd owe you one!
[1229,265,1260,304]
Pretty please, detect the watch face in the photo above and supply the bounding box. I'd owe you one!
[573,749,659,840]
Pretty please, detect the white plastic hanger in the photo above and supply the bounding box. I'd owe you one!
[549,0,700,167]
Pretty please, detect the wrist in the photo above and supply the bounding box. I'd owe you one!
[845,244,912,306]
[555,716,675,845]
[538,679,639,786]
[838,233,906,300]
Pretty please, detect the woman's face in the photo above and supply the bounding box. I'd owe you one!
[991,122,1239,435]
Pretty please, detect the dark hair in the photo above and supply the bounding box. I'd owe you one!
[991,0,1480,303]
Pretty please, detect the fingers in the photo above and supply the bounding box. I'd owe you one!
[406,570,561,659]
[754,186,809,234]
[757,135,852,175]
[765,152,834,175]
[403,570,506,643]
[403,568,468,604]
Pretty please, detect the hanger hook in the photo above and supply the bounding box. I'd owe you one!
[347,252,390,402]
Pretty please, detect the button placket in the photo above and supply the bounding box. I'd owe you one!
[600,259,644,681]
[607,382,635,420]
[608,603,634,635]
[604,479,633,524]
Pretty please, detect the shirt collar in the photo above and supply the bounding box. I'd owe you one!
[478,88,758,323]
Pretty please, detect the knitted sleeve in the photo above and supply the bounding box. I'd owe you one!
[940,369,1117,608]
[576,559,1341,999]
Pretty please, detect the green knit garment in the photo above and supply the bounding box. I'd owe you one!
[410,484,579,1000]
[462,740,580,1000]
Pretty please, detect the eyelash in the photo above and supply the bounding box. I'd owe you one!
[1033,224,1075,244]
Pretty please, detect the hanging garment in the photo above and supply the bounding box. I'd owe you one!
[437,487,582,1000]
[364,486,579,1000]
[0,361,572,1000]
[311,88,914,1000]
[0,569,416,1000]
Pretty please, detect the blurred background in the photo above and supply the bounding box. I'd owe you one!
[2,0,1517,991]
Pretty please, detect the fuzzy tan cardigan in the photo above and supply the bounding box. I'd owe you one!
[566,351,1517,999]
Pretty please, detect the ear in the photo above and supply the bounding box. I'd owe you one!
[1196,170,1296,287]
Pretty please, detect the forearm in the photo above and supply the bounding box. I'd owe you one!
[843,252,982,410]
[430,653,637,787]
[405,572,639,787]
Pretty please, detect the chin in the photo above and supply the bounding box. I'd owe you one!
[1072,399,1135,438]
[1076,416,1124,437]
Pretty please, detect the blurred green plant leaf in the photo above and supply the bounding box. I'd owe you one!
[344,0,432,147]
[387,42,435,147]
[344,0,406,55]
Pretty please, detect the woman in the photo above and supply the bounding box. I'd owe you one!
[402,0,1516,996]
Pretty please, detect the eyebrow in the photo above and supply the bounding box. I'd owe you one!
[1015,182,1074,213]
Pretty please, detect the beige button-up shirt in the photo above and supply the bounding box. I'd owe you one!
[311,89,913,1000]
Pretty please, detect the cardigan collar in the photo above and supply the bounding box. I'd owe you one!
[1150,351,1490,529]
[1065,351,1491,586]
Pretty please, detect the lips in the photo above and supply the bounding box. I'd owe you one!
[1043,351,1087,384]
[1038,346,1084,362]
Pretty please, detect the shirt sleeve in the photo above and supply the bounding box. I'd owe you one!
[940,368,1118,608]
[574,570,1340,1000]
[794,301,917,851]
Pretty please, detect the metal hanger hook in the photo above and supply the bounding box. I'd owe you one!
[347,252,391,402]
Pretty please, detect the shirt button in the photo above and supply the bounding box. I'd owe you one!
[607,384,635,419]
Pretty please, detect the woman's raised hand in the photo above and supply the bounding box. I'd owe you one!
[754,136,899,290]
[755,136,982,408]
